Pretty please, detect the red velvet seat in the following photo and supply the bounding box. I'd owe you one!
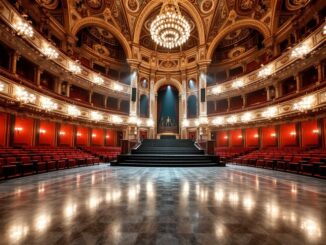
[19,156,35,175]
[31,156,47,173]
[3,157,18,178]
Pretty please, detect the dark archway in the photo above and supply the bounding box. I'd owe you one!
[157,85,179,134]
[187,95,198,118]
[139,94,149,118]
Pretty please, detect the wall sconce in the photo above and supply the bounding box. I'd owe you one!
[238,135,243,139]
[290,131,296,136]
[113,83,123,92]
[42,44,59,59]
[312,129,319,134]
[106,135,110,139]
[212,86,222,94]
[90,111,103,121]
[271,133,276,137]
[67,105,81,117]
[69,61,81,75]
[92,134,97,138]
[59,131,66,136]
[224,136,228,139]
[93,75,104,85]
[77,133,82,137]
[39,129,46,134]
[232,79,244,89]
[14,127,23,133]
[254,134,259,138]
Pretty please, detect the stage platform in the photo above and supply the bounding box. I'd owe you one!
[113,139,223,167]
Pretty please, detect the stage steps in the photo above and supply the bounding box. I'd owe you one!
[113,139,223,167]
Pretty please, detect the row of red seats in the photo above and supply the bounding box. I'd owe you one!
[82,146,121,162]
[0,147,100,179]
[232,148,326,177]
[215,147,256,160]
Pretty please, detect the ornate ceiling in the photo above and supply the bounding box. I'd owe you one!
[14,0,314,66]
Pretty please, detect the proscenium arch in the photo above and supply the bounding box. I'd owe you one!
[71,17,132,59]
[207,19,271,60]
[154,78,182,94]
[133,0,205,46]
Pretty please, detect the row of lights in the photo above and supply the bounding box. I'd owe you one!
[222,129,319,140]
[11,17,124,90]
[13,86,125,124]
[211,31,320,96]
[210,95,316,126]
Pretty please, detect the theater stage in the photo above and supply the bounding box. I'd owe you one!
[0,165,325,244]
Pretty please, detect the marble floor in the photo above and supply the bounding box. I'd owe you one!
[0,165,325,245]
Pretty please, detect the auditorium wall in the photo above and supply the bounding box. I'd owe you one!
[0,112,121,147]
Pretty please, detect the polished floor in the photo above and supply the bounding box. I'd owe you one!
[0,165,325,245]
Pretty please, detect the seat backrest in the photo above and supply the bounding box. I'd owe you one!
[6,157,16,164]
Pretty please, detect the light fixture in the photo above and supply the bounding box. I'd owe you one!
[291,43,311,59]
[199,117,208,125]
[90,111,103,121]
[106,135,110,139]
[226,115,238,124]
[128,116,139,125]
[271,133,276,137]
[0,82,4,92]
[93,75,104,85]
[113,83,123,92]
[232,79,244,89]
[238,135,243,139]
[224,136,228,139]
[39,129,46,134]
[241,112,253,123]
[92,134,97,138]
[14,127,23,132]
[290,131,296,136]
[67,105,81,117]
[212,117,224,126]
[40,97,58,111]
[59,131,66,136]
[69,61,81,74]
[254,134,259,138]
[13,19,34,38]
[111,115,123,124]
[262,107,278,118]
[258,65,273,78]
[150,0,191,49]
[182,119,189,127]
[323,24,326,35]
[147,118,154,127]
[312,129,319,134]
[293,95,316,112]
[212,86,222,94]
[77,132,82,137]
[14,86,36,104]
[42,44,59,59]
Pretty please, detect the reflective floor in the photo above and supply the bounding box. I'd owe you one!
[0,165,325,245]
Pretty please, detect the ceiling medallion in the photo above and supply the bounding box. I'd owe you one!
[150,0,190,49]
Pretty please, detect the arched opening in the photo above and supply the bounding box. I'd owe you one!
[157,85,179,134]
[139,94,149,118]
[187,95,198,118]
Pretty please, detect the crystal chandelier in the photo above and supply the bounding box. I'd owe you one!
[293,95,316,112]
[67,105,81,117]
[42,44,59,59]
[150,0,191,49]
[13,19,34,38]
[93,75,104,85]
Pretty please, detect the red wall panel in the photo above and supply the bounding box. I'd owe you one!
[230,129,243,147]
[106,130,117,146]
[302,120,319,147]
[262,126,277,148]
[0,113,8,146]
[246,128,259,147]
[14,117,34,146]
[59,124,73,147]
[280,123,297,147]
[39,121,55,146]
[92,128,104,146]
[76,126,89,146]
[217,131,228,147]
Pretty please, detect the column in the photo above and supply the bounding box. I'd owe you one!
[55,79,62,94]
[35,67,43,87]
[316,63,323,85]
[117,99,121,110]
[198,64,209,141]
[266,87,271,101]
[66,82,71,97]
[89,90,93,104]
[180,73,187,139]
[104,96,108,108]
[227,98,231,112]
[10,51,20,75]
[242,95,247,109]
[295,73,301,93]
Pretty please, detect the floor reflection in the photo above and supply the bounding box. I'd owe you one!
[0,165,325,244]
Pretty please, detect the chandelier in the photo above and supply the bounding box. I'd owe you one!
[150,0,191,49]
